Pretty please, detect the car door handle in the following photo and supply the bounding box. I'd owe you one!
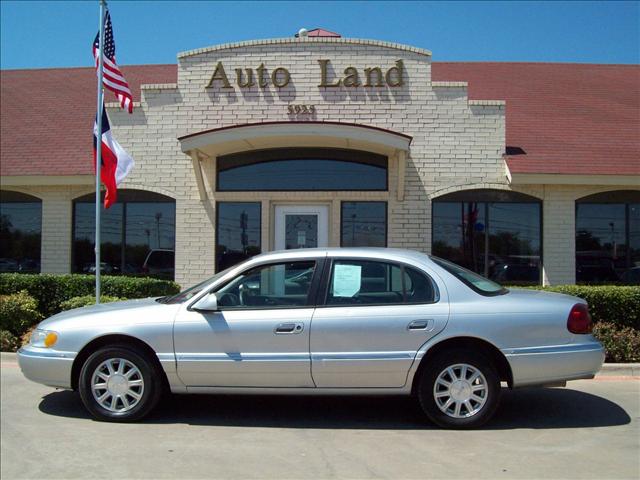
[274,322,304,334]
[407,319,434,331]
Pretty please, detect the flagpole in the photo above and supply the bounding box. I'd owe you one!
[95,0,107,304]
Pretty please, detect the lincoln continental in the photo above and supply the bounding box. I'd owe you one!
[18,248,604,428]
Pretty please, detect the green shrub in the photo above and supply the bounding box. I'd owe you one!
[0,330,20,352]
[0,291,44,337]
[593,322,640,363]
[514,285,640,330]
[0,274,180,318]
[60,295,123,311]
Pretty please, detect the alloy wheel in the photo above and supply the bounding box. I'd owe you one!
[91,358,145,413]
[433,363,488,418]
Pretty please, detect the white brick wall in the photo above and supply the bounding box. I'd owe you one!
[106,39,511,286]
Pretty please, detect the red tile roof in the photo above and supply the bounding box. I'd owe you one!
[432,62,640,176]
[1,62,638,178]
[1,65,176,177]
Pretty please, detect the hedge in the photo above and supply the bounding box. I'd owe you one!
[0,273,180,318]
[0,330,20,352]
[0,291,43,337]
[514,285,640,330]
[60,295,123,311]
[593,322,640,363]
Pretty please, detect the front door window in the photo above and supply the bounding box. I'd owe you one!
[286,215,318,249]
[275,205,329,251]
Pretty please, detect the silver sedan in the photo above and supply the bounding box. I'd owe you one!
[18,248,604,428]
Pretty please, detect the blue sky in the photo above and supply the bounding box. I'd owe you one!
[1,1,638,69]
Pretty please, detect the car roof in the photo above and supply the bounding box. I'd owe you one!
[244,247,432,267]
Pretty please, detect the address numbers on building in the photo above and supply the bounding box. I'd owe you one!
[287,104,316,115]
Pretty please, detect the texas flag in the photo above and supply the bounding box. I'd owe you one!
[93,106,134,209]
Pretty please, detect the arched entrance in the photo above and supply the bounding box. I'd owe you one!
[178,122,411,271]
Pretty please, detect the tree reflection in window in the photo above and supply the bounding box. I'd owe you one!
[72,190,176,279]
[576,191,640,285]
[216,202,261,271]
[432,189,542,285]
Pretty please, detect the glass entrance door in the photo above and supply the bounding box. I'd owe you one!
[274,205,329,250]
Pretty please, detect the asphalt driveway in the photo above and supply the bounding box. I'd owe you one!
[1,353,638,479]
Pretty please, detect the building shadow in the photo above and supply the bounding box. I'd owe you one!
[38,386,631,430]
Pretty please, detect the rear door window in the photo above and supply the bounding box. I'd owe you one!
[326,260,436,306]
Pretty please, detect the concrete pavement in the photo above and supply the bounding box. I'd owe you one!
[1,354,639,479]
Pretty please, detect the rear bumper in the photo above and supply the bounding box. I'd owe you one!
[17,346,75,389]
[504,341,605,387]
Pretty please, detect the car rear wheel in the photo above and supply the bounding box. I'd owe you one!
[417,349,500,429]
[79,346,162,422]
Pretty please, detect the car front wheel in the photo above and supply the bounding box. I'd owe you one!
[79,346,162,422]
[418,349,501,429]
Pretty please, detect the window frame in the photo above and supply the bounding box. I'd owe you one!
[216,148,389,192]
[71,190,176,279]
[340,201,388,248]
[431,191,543,286]
[190,258,327,311]
[0,190,43,274]
[317,257,440,308]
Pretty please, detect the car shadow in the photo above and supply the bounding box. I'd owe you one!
[38,386,631,430]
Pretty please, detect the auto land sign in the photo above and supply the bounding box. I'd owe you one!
[205,59,405,89]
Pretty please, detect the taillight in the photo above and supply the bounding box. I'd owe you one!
[567,304,593,334]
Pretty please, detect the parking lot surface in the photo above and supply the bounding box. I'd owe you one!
[1,353,638,479]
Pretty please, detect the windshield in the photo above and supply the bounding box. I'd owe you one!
[159,266,234,304]
[430,256,508,296]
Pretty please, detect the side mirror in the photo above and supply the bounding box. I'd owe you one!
[192,293,218,312]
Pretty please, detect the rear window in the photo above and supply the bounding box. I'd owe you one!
[430,256,507,296]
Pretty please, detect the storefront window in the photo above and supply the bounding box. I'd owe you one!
[72,190,176,279]
[216,202,261,271]
[341,202,387,247]
[217,148,387,191]
[432,189,542,285]
[576,191,640,284]
[0,190,42,273]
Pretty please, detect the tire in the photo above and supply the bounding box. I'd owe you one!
[79,345,162,422]
[417,349,501,429]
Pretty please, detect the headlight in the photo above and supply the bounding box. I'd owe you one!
[30,329,58,348]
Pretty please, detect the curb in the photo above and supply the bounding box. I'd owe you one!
[1,352,19,362]
[598,363,640,377]
[1,351,639,376]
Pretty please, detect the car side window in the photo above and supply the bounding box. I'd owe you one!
[404,266,437,303]
[326,260,404,306]
[215,261,316,309]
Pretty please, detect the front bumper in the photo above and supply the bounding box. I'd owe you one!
[504,341,605,387]
[17,346,75,389]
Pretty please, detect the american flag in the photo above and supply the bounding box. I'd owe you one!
[93,9,133,113]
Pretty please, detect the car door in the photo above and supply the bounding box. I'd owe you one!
[174,259,322,388]
[310,258,449,388]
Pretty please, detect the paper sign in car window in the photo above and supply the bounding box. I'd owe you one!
[333,264,362,297]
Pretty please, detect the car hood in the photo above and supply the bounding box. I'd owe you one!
[39,298,176,330]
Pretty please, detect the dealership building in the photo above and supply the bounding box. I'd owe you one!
[1,30,639,287]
